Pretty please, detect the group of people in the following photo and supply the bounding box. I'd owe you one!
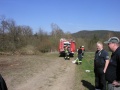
[65,36,120,90]
[94,37,120,90]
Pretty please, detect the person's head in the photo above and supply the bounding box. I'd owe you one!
[81,46,84,48]
[104,37,120,52]
[96,41,103,51]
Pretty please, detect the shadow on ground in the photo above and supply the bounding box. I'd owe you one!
[81,80,94,90]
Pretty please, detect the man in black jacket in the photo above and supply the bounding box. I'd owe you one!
[94,41,110,90]
[104,37,120,90]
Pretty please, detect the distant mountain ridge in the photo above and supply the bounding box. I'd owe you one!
[72,30,120,39]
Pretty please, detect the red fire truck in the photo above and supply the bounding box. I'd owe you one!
[58,38,76,57]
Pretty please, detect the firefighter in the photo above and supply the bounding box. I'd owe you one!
[76,46,83,64]
[81,46,85,57]
[72,46,84,64]
[78,46,83,64]
[64,45,70,60]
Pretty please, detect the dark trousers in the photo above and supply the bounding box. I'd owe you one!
[78,54,82,61]
[95,68,106,90]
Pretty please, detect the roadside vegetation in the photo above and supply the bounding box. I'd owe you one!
[74,52,95,90]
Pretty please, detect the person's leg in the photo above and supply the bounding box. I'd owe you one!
[64,52,67,59]
[78,54,82,64]
[95,72,100,89]
[100,73,106,90]
[82,53,84,57]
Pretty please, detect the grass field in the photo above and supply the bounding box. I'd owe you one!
[74,52,95,90]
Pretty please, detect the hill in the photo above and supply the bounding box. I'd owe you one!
[71,30,120,51]
[72,30,120,39]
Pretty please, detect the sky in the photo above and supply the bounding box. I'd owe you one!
[0,0,120,33]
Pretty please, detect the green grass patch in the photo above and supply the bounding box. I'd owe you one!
[74,52,95,90]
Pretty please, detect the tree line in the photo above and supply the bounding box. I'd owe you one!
[0,16,75,54]
[1,16,118,54]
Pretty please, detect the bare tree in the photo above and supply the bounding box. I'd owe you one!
[51,23,64,38]
[0,16,10,51]
[50,23,65,51]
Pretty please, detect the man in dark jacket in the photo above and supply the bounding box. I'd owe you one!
[94,41,109,90]
[104,37,120,90]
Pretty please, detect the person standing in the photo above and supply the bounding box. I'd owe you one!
[94,41,110,90]
[64,45,70,60]
[104,37,120,90]
[81,46,85,57]
[77,46,83,64]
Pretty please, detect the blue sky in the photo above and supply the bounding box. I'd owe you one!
[0,0,120,33]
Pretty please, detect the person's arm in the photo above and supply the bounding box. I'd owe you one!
[103,60,109,73]
[103,50,110,73]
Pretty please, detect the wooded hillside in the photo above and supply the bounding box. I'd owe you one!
[72,30,120,51]
[72,30,120,39]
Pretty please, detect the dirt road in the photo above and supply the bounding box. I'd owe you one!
[0,53,83,90]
